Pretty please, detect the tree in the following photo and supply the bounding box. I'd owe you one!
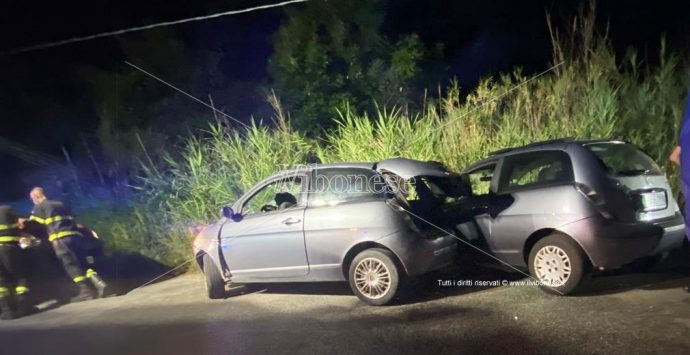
[77,29,226,187]
[268,0,425,134]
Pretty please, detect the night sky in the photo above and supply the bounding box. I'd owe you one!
[0,0,689,200]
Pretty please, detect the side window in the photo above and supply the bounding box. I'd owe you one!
[499,151,573,192]
[395,178,438,203]
[466,165,496,196]
[242,175,305,216]
[310,168,386,207]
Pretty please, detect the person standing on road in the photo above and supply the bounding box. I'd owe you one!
[0,205,32,319]
[670,145,684,219]
[673,89,690,292]
[675,91,690,232]
[26,187,106,301]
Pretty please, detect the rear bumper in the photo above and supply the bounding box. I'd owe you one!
[561,213,685,268]
[649,214,686,255]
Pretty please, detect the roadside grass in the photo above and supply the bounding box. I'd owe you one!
[90,32,688,268]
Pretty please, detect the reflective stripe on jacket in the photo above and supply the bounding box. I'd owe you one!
[0,205,21,245]
[30,200,82,241]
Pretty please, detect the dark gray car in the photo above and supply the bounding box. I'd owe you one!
[193,158,460,305]
[458,139,685,294]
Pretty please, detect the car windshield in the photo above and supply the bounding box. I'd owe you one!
[586,143,662,176]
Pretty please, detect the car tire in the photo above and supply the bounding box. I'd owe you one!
[348,248,400,306]
[203,254,226,299]
[528,235,588,295]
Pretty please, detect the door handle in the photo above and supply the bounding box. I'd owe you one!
[282,217,301,225]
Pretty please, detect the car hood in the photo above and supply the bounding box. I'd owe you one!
[375,158,452,179]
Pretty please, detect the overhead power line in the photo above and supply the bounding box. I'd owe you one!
[0,136,59,166]
[0,0,309,56]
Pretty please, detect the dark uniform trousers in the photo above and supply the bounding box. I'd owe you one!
[0,206,29,298]
[0,245,29,297]
[52,235,96,282]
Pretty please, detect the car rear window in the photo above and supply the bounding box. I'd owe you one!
[585,143,662,176]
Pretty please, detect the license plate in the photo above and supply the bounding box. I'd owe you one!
[640,191,667,211]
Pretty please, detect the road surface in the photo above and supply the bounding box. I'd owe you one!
[1,258,690,354]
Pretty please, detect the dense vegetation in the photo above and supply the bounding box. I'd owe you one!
[79,19,689,268]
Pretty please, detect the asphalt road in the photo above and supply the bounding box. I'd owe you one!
[2,257,690,355]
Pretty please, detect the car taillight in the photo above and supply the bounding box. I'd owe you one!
[575,182,613,219]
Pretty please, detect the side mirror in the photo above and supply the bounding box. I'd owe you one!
[221,207,242,222]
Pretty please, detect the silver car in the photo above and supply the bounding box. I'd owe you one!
[193,158,459,305]
[458,139,686,294]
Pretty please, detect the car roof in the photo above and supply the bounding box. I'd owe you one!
[375,158,450,179]
[315,162,375,169]
[463,138,626,172]
[268,158,452,180]
[264,162,375,180]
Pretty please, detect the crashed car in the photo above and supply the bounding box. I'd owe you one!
[193,158,462,305]
[457,139,686,294]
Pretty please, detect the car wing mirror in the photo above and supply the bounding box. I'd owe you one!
[221,207,242,222]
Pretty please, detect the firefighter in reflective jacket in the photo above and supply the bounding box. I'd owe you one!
[28,187,107,301]
[0,205,31,319]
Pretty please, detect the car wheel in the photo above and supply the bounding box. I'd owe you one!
[528,235,588,295]
[348,248,400,306]
[203,254,225,299]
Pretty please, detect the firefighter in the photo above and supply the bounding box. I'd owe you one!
[27,187,107,301]
[0,205,31,319]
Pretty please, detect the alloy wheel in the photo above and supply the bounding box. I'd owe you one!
[353,257,392,300]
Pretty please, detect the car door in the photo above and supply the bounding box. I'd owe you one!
[302,167,394,277]
[219,174,309,279]
[459,163,497,243]
[487,150,575,265]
